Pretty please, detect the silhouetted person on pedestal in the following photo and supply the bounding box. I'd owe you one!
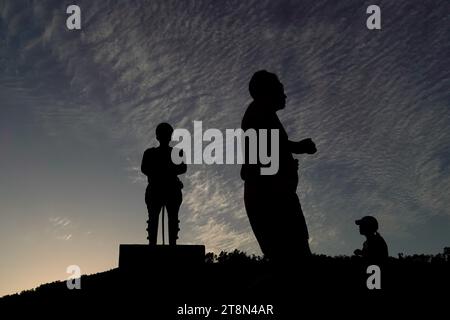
[354,216,389,263]
[141,123,187,245]
[241,70,317,263]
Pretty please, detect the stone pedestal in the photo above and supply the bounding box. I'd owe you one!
[118,244,205,270]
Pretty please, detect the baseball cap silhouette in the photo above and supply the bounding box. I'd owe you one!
[355,216,379,232]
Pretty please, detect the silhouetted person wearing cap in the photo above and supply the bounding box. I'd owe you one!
[241,70,317,263]
[354,216,389,262]
[141,123,187,245]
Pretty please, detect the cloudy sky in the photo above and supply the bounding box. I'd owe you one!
[0,0,449,296]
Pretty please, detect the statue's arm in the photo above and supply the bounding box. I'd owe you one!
[288,138,317,154]
[174,149,187,175]
[141,149,151,176]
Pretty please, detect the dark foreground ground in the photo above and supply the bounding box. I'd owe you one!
[1,251,448,319]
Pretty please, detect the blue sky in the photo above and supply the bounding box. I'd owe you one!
[0,0,449,296]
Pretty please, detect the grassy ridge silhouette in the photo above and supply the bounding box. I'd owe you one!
[1,250,448,317]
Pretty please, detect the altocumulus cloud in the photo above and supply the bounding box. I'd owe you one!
[0,0,449,255]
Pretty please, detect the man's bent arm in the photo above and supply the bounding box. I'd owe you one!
[288,140,309,154]
[288,139,316,154]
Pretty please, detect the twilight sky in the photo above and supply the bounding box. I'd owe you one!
[0,0,449,296]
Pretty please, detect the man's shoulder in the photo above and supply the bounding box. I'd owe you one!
[242,101,263,129]
[368,234,387,247]
[145,146,181,157]
[375,234,388,247]
[143,147,159,159]
[241,101,278,130]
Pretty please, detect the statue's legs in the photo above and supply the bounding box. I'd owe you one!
[166,189,182,245]
[145,186,182,245]
[145,186,163,245]
[146,205,162,245]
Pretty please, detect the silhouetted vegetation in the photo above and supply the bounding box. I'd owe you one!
[205,249,267,264]
[1,249,448,317]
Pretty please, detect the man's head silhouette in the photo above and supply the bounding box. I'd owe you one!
[355,216,379,236]
[249,70,286,110]
[156,122,174,146]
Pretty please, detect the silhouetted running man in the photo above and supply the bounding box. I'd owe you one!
[141,123,187,245]
[354,216,389,263]
[241,70,317,263]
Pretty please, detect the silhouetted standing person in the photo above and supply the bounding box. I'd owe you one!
[354,216,388,262]
[241,70,317,263]
[141,123,187,245]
